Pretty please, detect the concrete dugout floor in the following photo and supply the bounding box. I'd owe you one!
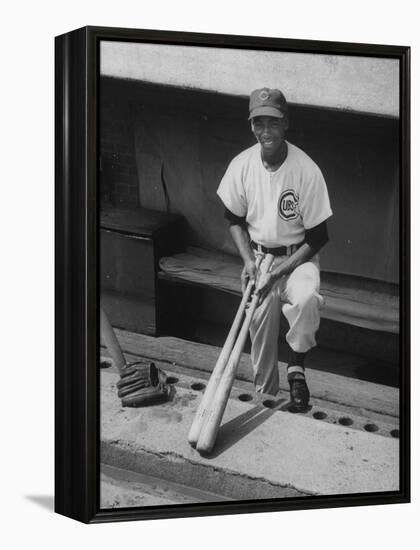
[100,331,400,508]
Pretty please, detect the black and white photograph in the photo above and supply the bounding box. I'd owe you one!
[0,0,420,550]
[3,0,420,543]
[96,35,408,512]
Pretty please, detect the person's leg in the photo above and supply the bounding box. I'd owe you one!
[288,349,306,368]
[249,273,284,395]
[282,259,322,411]
[282,260,322,353]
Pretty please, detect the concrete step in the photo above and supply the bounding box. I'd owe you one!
[105,329,399,418]
[101,463,232,507]
[100,367,399,501]
[101,355,399,439]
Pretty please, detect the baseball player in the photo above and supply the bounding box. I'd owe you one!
[217,88,333,412]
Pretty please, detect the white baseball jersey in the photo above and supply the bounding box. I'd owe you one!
[217,141,333,247]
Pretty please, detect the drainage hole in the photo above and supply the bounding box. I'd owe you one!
[191,382,206,391]
[313,411,327,420]
[390,429,400,439]
[238,393,253,402]
[166,376,179,385]
[262,399,276,409]
[364,423,379,433]
[338,417,354,426]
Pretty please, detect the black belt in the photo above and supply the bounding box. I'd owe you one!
[251,240,303,256]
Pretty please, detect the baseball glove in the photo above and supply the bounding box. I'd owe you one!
[117,361,170,407]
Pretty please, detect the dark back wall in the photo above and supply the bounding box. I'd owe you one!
[100,76,399,284]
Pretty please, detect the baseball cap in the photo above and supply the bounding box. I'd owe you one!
[248,88,288,120]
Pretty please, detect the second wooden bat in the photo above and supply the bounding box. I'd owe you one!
[188,254,263,446]
[196,253,274,454]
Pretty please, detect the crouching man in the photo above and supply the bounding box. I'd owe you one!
[217,88,333,412]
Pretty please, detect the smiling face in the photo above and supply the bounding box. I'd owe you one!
[251,115,288,157]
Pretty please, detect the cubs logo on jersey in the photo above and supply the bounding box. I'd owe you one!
[278,189,299,221]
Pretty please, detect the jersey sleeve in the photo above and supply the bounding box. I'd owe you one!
[299,165,333,229]
[216,159,248,217]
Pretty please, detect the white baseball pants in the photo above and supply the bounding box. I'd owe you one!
[249,255,323,395]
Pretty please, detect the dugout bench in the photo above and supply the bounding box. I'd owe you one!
[100,206,399,367]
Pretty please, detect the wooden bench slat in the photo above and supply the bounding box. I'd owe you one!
[158,251,399,334]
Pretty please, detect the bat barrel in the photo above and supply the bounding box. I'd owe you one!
[187,255,263,446]
[195,296,259,453]
[195,253,274,454]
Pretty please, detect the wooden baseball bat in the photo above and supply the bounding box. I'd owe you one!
[196,253,274,454]
[100,306,126,373]
[188,254,264,447]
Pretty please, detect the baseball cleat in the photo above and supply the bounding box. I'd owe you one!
[287,377,310,413]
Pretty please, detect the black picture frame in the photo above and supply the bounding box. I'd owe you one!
[55,25,410,524]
